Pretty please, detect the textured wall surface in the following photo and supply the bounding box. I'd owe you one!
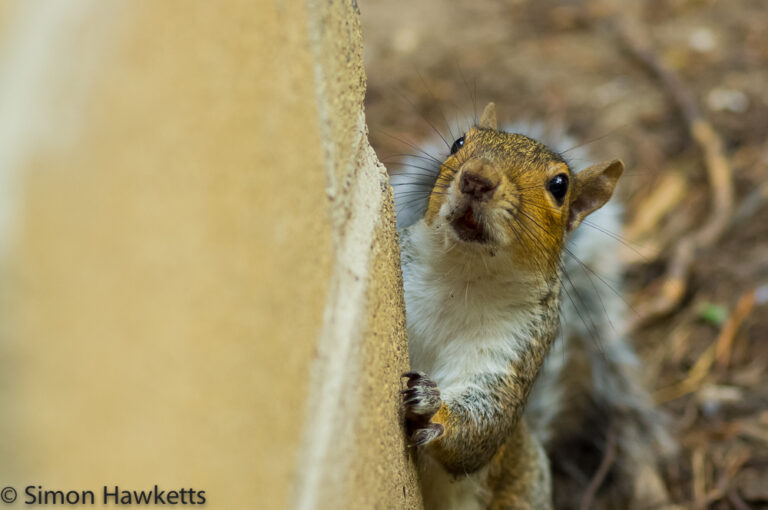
[0,1,420,509]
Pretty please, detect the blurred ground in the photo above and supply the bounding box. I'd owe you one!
[361,0,768,507]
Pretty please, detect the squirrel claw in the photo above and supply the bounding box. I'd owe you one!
[402,371,427,381]
[409,423,444,447]
[403,371,438,390]
[402,371,442,424]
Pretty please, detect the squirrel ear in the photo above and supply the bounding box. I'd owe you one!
[478,102,497,130]
[567,160,623,232]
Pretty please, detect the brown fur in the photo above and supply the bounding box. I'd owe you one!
[402,103,624,509]
[422,106,621,277]
[488,421,552,510]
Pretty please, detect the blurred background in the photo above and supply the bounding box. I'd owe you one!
[362,0,768,507]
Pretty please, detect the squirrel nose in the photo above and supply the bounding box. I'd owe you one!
[459,160,499,202]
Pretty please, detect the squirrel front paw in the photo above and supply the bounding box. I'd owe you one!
[402,371,445,446]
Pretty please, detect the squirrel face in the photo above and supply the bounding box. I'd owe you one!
[424,102,623,273]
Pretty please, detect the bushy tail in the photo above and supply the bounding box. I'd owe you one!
[519,123,678,509]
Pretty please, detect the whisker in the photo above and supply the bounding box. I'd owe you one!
[395,191,444,199]
[510,207,605,348]
[455,60,478,125]
[515,195,649,261]
[562,247,638,320]
[375,130,446,168]
[395,87,451,150]
[416,71,458,143]
[560,123,627,155]
[558,258,606,354]
[581,219,648,261]
[562,246,617,335]
[389,165,441,176]
[384,154,463,176]
[392,182,447,189]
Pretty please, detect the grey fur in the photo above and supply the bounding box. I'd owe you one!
[392,120,676,508]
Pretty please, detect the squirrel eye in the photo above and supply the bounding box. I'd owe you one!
[547,173,569,204]
[450,136,465,155]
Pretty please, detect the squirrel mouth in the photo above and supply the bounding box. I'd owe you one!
[451,207,490,243]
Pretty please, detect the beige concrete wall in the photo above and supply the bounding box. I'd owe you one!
[0,1,420,509]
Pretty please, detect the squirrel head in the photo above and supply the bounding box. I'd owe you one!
[424,102,623,273]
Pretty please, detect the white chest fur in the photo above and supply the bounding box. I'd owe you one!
[401,222,544,400]
[401,222,549,510]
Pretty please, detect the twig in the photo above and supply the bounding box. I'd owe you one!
[685,436,751,508]
[699,449,753,508]
[727,491,751,510]
[654,341,715,404]
[616,17,735,327]
[656,286,768,402]
[691,448,707,510]
[715,289,757,369]
[731,180,768,226]
[579,427,617,510]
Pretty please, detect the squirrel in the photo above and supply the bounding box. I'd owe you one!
[392,102,675,509]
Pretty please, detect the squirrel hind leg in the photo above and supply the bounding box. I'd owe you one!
[488,420,553,510]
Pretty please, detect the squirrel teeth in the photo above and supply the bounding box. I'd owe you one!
[451,206,490,243]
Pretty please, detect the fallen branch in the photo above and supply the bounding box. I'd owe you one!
[654,340,715,404]
[654,288,758,403]
[579,427,617,510]
[616,17,735,327]
[715,289,757,369]
[692,448,707,510]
